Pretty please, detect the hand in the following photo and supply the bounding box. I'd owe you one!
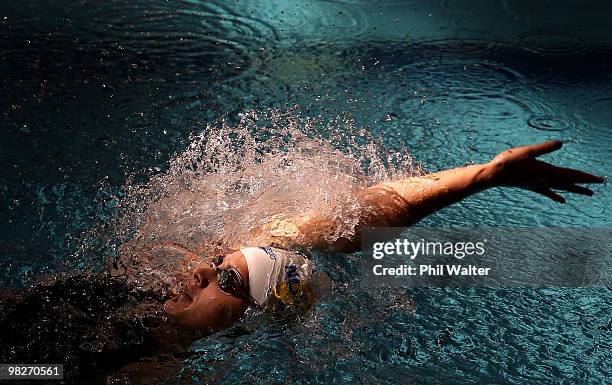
[484,140,605,203]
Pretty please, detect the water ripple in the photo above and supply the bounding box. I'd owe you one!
[581,96,612,125]
[1,0,281,82]
[514,30,590,56]
[414,37,506,56]
[528,115,574,132]
[448,18,494,34]
[315,11,372,40]
[441,0,479,14]
[398,57,527,92]
[321,0,418,5]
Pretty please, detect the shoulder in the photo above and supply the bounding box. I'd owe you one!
[248,214,311,249]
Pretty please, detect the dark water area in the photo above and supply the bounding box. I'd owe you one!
[1,0,610,383]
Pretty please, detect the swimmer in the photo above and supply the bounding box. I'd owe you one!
[0,140,604,381]
[161,140,605,330]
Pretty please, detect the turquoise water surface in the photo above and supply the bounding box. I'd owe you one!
[1,0,610,383]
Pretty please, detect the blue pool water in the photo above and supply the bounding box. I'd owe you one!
[1,0,610,383]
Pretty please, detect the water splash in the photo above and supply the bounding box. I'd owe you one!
[79,108,420,293]
[117,108,419,250]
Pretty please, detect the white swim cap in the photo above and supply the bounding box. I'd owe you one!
[240,247,312,306]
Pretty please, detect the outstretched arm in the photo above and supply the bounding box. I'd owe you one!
[297,140,605,252]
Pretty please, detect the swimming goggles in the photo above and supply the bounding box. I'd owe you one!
[211,256,262,309]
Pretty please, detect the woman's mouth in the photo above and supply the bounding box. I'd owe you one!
[180,286,192,300]
[165,285,193,302]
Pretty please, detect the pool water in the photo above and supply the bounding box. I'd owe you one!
[1,0,610,383]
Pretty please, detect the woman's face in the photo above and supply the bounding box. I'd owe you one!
[164,250,250,330]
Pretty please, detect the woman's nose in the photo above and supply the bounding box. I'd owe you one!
[192,266,217,289]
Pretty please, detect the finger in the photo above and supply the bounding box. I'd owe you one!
[528,187,566,203]
[552,183,594,196]
[551,166,606,184]
[502,140,563,161]
[523,140,564,158]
